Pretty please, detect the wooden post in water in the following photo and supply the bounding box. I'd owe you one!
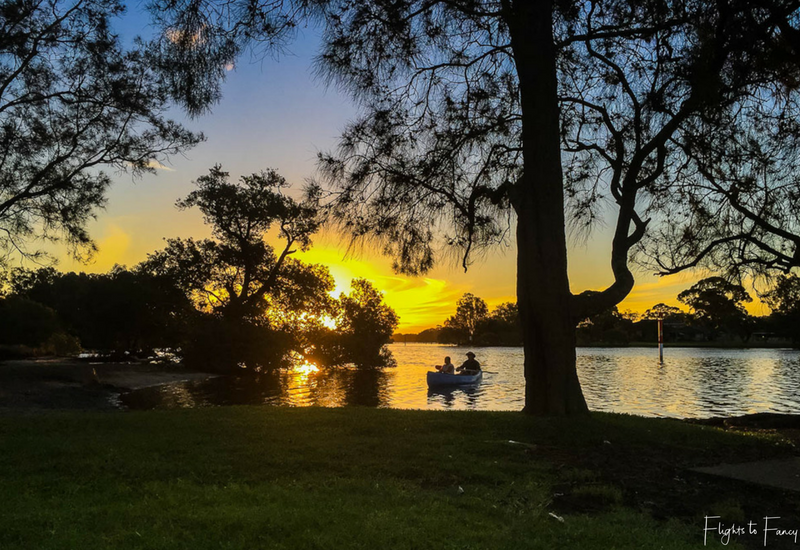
[657,315,664,364]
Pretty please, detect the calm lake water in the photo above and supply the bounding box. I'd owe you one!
[120,343,800,418]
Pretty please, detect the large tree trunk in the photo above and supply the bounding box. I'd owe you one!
[507,0,589,415]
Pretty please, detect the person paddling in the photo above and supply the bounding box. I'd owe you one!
[457,351,481,376]
[435,356,455,374]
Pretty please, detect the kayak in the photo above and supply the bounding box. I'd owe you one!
[427,370,483,387]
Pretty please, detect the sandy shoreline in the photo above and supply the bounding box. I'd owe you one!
[0,358,216,414]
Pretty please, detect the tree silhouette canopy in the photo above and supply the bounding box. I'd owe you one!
[0,0,201,264]
[762,274,800,316]
[8,265,192,353]
[761,273,800,343]
[678,277,753,340]
[639,0,800,278]
[147,0,800,414]
[140,166,332,323]
[138,166,341,370]
[436,296,519,346]
[642,303,685,322]
[443,293,489,345]
[336,278,399,366]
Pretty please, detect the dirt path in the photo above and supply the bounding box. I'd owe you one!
[693,457,800,492]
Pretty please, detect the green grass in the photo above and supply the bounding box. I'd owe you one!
[0,407,790,549]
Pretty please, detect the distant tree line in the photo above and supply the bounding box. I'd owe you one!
[394,294,523,347]
[0,167,398,370]
[394,276,800,347]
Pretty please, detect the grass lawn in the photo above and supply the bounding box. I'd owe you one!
[0,407,795,549]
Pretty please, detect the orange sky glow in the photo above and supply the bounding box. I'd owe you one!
[44,21,772,332]
[55,213,771,333]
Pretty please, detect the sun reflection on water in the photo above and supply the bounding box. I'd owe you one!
[292,361,320,381]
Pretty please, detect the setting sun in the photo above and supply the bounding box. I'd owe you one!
[295,245,472,332]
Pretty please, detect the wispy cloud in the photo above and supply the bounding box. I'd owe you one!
[144,159,175,172]
[123,160,176,172]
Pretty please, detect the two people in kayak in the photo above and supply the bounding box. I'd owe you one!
[435,351,481,376]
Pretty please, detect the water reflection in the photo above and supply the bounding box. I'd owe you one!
[427,386,481,410]
[576,347,800,418]
[121,366,394,410]
[121,344,800,418]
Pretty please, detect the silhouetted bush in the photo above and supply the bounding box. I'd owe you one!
[0,296,61,348]
[181,315,294,373]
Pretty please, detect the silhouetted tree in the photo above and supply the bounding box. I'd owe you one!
[140,166,330,320]
[90,267,196,353]
[761,274,800,343]
[179,314,295,372]
[9,266,193,353]
[576,306,633,346]
[475,302,521,345]
[642,304,686,322]
[139,166,335,370]
[632,302,690,343]
[623,2,800,283]
[678,277,753,341]
[336,278,398,367]
[392,327,442,343]
[0,0,200,265]
[304,278,398,367]
[147,0,800,414]
[7,267,61,308]
[762,274,800,315]
[442,294,488,345]
[415,327,443,343]
[490,302,519,326]
[641,1,800,280]
[0,296,60,347]
[312,1,800,413]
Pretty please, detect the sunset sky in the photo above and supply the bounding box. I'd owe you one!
[48,6,771,332]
